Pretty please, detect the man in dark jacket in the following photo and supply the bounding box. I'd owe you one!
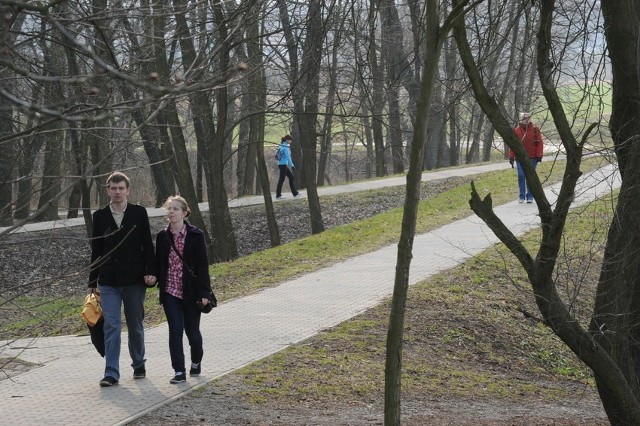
[88,171,156,387]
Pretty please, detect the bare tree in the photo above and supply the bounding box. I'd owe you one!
[384,1,471,424]
[452,0,640,423]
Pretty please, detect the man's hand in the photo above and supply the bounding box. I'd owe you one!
[144,275,157,287]
[535,157,542,162]
[509,158,514,168]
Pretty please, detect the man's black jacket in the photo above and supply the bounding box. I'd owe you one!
[88,203,155,288]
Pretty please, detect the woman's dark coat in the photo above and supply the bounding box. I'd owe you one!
[155,222,212,304]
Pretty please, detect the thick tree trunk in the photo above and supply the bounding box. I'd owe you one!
[591,3,640,423]
[298,0,324,234]
[206,0,238,262]
[278,0,324,234]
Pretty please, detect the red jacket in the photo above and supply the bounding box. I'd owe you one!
[509,123,543,160]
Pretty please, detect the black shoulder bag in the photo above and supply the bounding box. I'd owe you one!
[166,232,217,312]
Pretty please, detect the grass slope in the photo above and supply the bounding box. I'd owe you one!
[222,168,614,406]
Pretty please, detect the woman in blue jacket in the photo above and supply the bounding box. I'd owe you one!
[276,134,299,199]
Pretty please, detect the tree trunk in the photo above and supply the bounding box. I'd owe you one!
[298,0,324,234]
[244,3,280,246]
[35,35,65,222]
[14,122,44,220]
[385,0,450,423]
[206,0,239,262]
[465,109,484,164]
[317,21,342,187]
[381,0,405,174]
[278,0,324,234]
[590,1,640,423]
[0,6,23,226]
[164,98,211,247]
[0,106,14,226]
[120,5,173,207]
[366,0,387,177]
[237,89,255,197]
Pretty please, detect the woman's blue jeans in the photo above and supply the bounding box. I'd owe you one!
[516,158,540,201]
[99,284,147,380]
[162,292,203,373]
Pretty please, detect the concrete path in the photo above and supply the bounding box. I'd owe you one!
[0,162,620,425]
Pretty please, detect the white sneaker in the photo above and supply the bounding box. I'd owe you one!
[276,195,286,199]
[293,193,302,198]
[518,199,525,203]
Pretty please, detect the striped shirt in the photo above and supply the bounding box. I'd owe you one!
[166,225,187,299]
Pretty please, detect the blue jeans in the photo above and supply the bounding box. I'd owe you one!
[99,284,147,380]
[162,292,203,373]
[516,158,540,201]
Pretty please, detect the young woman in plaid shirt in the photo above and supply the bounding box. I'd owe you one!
[154,196,213,384]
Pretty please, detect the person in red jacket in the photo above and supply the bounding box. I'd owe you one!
[509,112,544,203]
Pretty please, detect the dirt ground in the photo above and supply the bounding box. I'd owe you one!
[131,375,607,425]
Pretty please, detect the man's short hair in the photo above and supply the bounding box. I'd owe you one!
[106,171,130,188]
[519,112,531,120]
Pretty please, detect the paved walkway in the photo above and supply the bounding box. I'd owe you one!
[0,162,620,425]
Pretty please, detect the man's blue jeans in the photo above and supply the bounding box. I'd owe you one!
[162,292,203,373]
[99,284,147,380]
[516,158,540,201]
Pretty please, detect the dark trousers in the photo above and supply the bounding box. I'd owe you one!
[162,292,203,373]
[276,165,297,197]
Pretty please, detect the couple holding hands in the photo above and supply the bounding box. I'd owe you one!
[88,172,213,387]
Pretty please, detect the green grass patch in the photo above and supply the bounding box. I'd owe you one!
[223,164,615,405]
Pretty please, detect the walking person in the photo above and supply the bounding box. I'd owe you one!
[154,196,213,384]
[88,171,156,387]
[275,134,299,199]
[508,112,544,203]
